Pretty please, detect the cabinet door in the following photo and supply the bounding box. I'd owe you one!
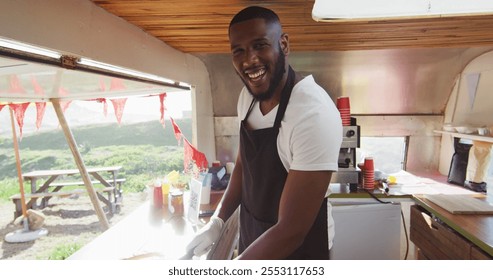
[470,246,493,260]
[410,205,471,259]
[415,248,431,260]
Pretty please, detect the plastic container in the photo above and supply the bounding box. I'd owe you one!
[169,189,184,216]
[455,126,476,134]
[477,127,489,136]
[337,97,351,126]
[161,178,170,206]
[201,173,212,204]
[363,157,375,190]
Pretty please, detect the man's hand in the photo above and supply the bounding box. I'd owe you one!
[185,216,224,256]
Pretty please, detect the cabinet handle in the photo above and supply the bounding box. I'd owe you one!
[430,223,439,231]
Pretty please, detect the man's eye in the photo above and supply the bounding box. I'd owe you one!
[232,48,244,55]
[254,43,267,49]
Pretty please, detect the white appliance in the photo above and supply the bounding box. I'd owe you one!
[329,201,401,260]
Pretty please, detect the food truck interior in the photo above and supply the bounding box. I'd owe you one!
[1,0,493,260]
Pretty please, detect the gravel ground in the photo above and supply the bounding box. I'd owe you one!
[0,192,147,260]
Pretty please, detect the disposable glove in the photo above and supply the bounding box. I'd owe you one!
[185,216,224,256]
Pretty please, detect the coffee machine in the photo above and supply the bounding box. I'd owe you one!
[330,118,361,191]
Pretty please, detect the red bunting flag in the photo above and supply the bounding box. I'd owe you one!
[110,98,127,124]
[110,78,126,91]
[58,87,72,112]
[32,76,47,129]
[108,79,127,124]
[61,101,72,113]
[86,98,108,117]
[99,78,106,92]
[35,102,47,130]
[95,98,108,117]
[0,104,5,132]
[183,137,208,173]
[9,75,25,94]
[170,117,183,143]
[170,117,208,172]
[159,93,167,128]
[9,102,30,139]
[0,104,6,132]
[31,76,45,96]
[58,86,68,96]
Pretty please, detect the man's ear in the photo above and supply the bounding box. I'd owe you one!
[280,32,289,55]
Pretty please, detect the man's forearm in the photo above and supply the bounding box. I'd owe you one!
[217,155,243,221]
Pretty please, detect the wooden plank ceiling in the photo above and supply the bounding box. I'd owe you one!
[91,0,493,53]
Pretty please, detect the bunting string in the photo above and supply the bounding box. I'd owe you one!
[0,93,210,174]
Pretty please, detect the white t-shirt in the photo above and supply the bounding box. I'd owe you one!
[237,75,342,172]
[237,75,342,249]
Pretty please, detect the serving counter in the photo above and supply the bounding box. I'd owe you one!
[328,170,493,260]
[411,195,493,259]
[68,170,492,260]
[68,190,224,260]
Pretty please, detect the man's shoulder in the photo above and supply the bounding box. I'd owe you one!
[294,75,329,96]
[237,87,254,119]
[292,76,332,106]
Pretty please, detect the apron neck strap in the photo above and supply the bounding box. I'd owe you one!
[274,66,295,128]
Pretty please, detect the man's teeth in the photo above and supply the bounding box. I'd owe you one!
[248,69,265,79]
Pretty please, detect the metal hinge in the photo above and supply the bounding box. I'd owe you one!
[60,55,78,69]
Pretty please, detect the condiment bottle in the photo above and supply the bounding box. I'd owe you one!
[161,178,170,206]
[169,189,184,216]
[152,179,163,208]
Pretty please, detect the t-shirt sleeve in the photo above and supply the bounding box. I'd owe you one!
[237,87,250,127]
[289,101,342,171]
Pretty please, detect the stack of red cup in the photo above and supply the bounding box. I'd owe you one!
[337,96,351,126]
[363,157,375,190]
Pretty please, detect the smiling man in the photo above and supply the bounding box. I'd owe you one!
[186,6,342,260]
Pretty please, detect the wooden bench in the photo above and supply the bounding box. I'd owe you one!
[48,178,126,188]
[10,178,126,219]
[47,179,126,205]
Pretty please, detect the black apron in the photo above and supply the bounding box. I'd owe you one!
[238,67,329,259]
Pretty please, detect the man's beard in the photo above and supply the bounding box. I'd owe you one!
[241,50,286,101]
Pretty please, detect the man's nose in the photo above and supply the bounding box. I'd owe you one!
[243,48,259,66]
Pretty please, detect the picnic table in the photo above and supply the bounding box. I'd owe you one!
[10,166,125,219]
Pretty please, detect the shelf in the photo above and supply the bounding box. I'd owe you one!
[434,130,493,143]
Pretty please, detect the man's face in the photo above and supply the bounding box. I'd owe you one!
[229,18,287,101]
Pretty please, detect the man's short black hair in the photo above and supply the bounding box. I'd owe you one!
[229,6,281,30]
